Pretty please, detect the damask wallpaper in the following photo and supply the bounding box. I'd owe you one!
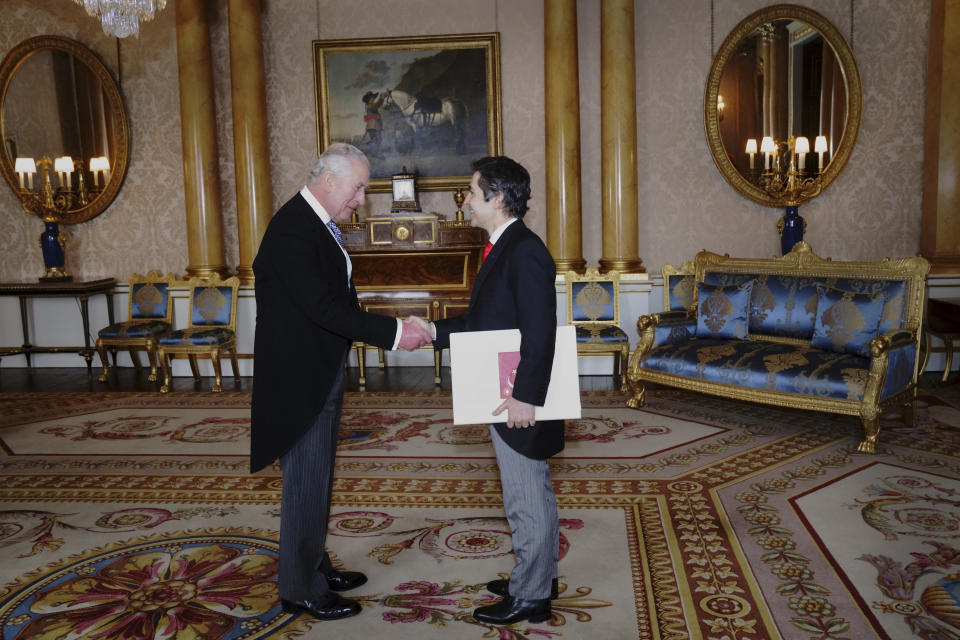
[0,0,930,282]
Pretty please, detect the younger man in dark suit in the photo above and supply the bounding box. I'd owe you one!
[421,156,563,625]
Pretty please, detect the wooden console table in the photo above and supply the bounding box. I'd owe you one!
[352,244,485,384]
[0,278,116,372]
[342,215,486,385]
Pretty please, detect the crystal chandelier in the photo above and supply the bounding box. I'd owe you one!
[73,0,168,38]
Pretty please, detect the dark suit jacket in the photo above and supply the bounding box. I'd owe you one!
[433,220,564,460]
[250,192,397,472]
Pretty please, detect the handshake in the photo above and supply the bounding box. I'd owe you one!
[396,315,434,351]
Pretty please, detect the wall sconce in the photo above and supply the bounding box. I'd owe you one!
[717,94,725,121]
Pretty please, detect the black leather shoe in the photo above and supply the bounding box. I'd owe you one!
[487,577,559,599]
[473,595,551,624]
[323,569,367,592]
[281,593,362,620]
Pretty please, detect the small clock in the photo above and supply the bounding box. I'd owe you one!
[390,167,420,212]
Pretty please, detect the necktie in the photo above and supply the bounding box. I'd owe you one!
[482,241,493,262]
[327,220,345,248]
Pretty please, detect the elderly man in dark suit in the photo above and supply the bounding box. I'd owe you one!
[250,143,431,621]
[421,156,563,625]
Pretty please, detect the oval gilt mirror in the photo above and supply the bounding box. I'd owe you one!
[704,4,861,207]
[0,35,130,224]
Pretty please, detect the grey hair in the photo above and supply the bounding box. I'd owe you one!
[308,142,369,184]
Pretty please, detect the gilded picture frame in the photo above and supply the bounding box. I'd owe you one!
[313,32,502,193]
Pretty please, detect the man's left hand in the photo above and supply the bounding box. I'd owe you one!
[492,397,536,428]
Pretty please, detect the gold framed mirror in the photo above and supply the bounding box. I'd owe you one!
[0,35,130,224]
[704,4,861,207]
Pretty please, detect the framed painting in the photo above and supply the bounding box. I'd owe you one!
[313,32,502,193]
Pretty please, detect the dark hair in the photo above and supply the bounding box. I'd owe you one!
[471,156,530,218]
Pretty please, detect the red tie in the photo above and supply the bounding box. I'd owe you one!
[482,241,493,262]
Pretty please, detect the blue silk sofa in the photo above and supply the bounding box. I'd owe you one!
[626,242,930,453]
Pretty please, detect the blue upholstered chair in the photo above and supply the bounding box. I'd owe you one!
[661,261,695,312]
[96,270,177,383]
[157,274,240,393]
[565,268,630,390]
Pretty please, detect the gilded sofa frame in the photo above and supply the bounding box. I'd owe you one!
[626,242,930,453]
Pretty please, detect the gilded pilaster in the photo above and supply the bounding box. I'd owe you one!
[599,0,644,273]
[544,0,585,273]
[228,0,272,285]
[921,0,960,273]
[175,0,228,278]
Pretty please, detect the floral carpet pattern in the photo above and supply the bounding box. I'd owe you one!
[0,386,959,639]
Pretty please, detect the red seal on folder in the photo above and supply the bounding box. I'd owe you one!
[497,351,521,398]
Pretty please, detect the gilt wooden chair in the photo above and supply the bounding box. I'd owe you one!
[565,268,630,390]
[157,274,240,393]
[95,270,177,383]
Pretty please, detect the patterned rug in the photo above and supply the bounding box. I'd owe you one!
[1,386,959,639]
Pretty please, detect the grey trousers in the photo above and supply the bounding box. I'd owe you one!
[490,426,560,600]
[278,366,344,601]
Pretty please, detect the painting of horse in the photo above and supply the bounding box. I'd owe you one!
[314,33,502,191]
[382,90,468,154]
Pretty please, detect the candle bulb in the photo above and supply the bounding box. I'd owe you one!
[90,156,110,189]
[745,139,758,170]
[794,137,809,172]
[14,157,34,190]
[54,156,74,189]
[815,135,828,170]
[760,137,775,171]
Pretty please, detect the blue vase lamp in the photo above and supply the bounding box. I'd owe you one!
[778,205,804,255]
[38,219,71,281]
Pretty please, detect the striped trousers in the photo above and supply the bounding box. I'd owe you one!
[490,426,560,600]
[278,365,345,601]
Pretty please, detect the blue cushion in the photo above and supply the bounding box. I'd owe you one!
[653,318,696,348]
[98,320,171,339]
[832,278,906,334]
[159,327,235,346]
[130,282,169,319]
[571,280,616,322]
[703,273,819,340]
[696,281,753,340]
[702,272,907,340]
[809,285,887,357]
[575,325,629,344]
[191,286,233,326]
[667,274,695,311]
[640,338,869,401]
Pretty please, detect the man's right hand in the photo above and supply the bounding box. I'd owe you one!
[397,317,432,351]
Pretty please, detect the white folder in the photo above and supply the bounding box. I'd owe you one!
[449,325,581,425]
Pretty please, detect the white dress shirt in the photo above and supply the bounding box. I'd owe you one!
[487,217,518,245]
